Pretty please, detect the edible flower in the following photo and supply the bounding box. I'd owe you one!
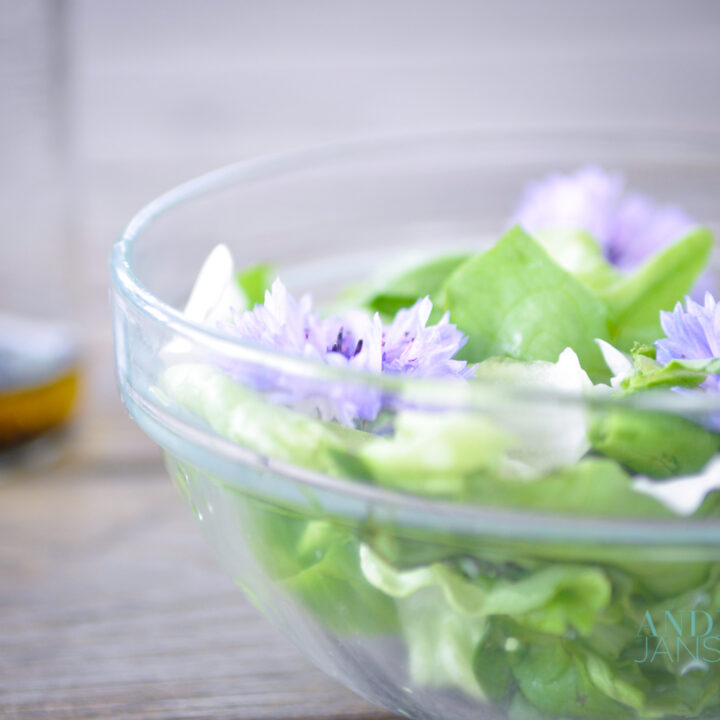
[513,165,696,271]
[222,279,472,425]
[655,293,720,392]
[380,297,474,380]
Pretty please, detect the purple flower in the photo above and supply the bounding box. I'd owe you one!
[221,279,472,426]
[610,194,697,270]
[228,280,325,360]
[513,166,697,271]
[655,293,720,392]
[382,297,474,380]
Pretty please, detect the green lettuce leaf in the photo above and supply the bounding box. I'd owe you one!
[588,407,720,479]
[358,409,509,498]
[597,340,720,392]
[511,640,638,719]
[511,628,718,720]
[280,518,399,635]
[472,621,515,702]
[235,262,273,306]
[452,458,673,518]
[444,227,611,381]
[360,544,612,698]
[597,229,713,350]
[361,229,617,317]
[621,346,720,392]
[622,363,709,392]
[224,492,399,636]
[364,252,470,317]
[361,545,611,636]
[396,588,489,698]
[161,364,370,477]
[533,229,619,291]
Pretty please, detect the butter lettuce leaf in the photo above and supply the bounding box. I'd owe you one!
[455,458,674,517]
[280,518,399,635]
[364,252,470,318]
[597,340,720,393]
[598,228,713,350]
[395,588,489,698]
[361,545,611,637]
[589,407,720,479]
[360,544,612,699]
[444,227,611,381]
[511,640,637,719]
[161,363,370,477]
[235,262,273,307]
[358,409,510,498]
[621,347,720,392]
[534,229,619,291]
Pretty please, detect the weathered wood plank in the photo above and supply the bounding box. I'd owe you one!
[0,470,393,720]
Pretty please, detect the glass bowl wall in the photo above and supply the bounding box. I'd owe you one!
[111,131,720,720]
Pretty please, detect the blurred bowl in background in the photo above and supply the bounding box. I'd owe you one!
[0,314,79,452]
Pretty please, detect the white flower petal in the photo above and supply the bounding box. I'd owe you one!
[595,338,633,388]
[162,244,247,360]
[184,244,246,325]
[632,457,720,516]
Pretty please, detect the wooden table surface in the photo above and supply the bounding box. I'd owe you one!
[3,1,720,718]
[0,445,393,719]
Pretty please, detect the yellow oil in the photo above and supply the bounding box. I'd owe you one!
[0,369,80,449]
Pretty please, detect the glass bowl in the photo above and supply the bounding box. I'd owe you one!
[111,130,720,720]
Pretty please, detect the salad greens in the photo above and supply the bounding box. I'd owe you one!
[532,229,619,291]
[163,363,710,517]
[444,227,612,381]
[617,343,720,392]
[365,252,470,319]
[589,408,720,478]
[235,262,273,307]
[159,180,720,720]
[597,229,713,350]
[162,363,369,478]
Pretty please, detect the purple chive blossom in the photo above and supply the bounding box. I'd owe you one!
[221,279,472,426]
[610,194,697,270]
[513,166,697,272]
[227,280,326,360]
[381,297,474,380]
[655,293,720,393]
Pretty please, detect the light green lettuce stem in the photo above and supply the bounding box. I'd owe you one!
[357,409,509,498]
[163,363,523,503]
[161,363,371,476]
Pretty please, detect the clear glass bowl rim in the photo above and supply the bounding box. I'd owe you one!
[111,127,720,414]
[111,128,720,543]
